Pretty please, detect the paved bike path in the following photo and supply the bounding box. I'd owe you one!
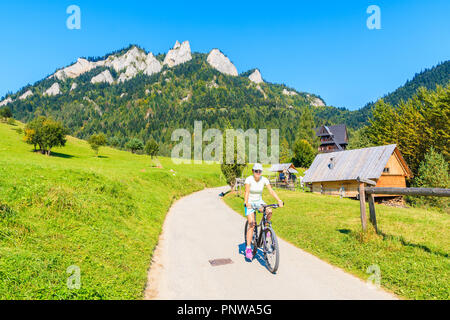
[144,187,396,300]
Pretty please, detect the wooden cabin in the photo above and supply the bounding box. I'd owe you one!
[269,163,299,190]
[269,163,299,176]
[315,124,348,153]
[303,144,412,198]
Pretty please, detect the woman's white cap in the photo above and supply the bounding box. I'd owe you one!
[252,163,263,171]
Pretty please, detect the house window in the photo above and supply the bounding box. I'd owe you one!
[383,167,390,173]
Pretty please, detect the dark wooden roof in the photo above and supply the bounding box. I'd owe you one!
[316,124,348,145]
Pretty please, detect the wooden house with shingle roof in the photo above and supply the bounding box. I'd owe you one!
[303,144,412,198]
[316,124,348,153]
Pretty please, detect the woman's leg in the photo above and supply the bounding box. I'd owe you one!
[246,212,256,246]
[266,207,273,221]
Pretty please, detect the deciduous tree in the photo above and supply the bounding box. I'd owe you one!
[88,133,107,156]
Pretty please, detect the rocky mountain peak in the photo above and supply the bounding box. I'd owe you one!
[163,41,192,67]
[207,49,238,76]
[249,69,264,84]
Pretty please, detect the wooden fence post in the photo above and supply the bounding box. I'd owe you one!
[368,193,378,233]
[358,182,367,232]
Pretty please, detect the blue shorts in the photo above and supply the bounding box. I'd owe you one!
[244,200,266,216]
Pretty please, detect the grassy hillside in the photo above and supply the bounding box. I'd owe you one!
[224,190,449,300]
[0,121,223,299]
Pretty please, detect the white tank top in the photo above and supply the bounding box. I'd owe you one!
[245,175,269,202]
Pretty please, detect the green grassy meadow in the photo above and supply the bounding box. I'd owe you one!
[224,189,450,300]
[0,121,224,299]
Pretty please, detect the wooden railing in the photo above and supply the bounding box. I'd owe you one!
[234,177,303,193]
[357,177,450,233]
[271,178,301,191]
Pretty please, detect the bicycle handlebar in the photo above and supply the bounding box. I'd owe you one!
[243,202,284,211]
[263,202,284,209]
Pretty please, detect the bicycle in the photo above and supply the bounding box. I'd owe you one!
[244,203,282,273]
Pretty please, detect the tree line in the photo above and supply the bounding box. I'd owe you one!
[21,115,159,158]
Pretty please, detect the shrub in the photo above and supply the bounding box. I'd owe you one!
[292,139,316,168]
[145,139,159,159]
[126,138,144,154]
[88,133,107,156]
[108,136,121,148]
[0,107,12,121]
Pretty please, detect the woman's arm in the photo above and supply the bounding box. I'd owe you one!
[244,184,251,208]
[266,184,283,207]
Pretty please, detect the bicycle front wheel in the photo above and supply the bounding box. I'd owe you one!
[263,227,279,273]
[244,221,258,257]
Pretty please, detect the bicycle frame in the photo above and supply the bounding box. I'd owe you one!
[252,207,273,249]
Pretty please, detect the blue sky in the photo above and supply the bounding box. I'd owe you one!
[0,0,449,110]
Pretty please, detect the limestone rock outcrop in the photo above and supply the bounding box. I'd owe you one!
[306,94,325,106]
[70,83,78,91]
[44,83,61,96]
[91,70,114,84]
[54,58,96,80]
[19,90,33,100]
[163,41,192,67]
[144,53,162,76]
[256,85,267,99]
[0,97,13,106]
[51,46,163,84]
[311,97,325,107]
[207,49,238,76]
[249,69,263,84]
[282,88,297,96]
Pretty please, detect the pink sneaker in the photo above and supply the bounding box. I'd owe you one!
[245,248,253,260]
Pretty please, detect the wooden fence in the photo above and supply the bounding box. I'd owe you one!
[357,177,450,233]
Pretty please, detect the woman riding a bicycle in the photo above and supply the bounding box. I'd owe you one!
[244,163,283,260]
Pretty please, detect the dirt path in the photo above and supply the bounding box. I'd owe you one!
[144,187,396,300]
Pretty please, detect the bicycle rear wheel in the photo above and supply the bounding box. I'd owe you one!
[263,227,279,273]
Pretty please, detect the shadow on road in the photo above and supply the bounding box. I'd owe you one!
[238,242,267,268]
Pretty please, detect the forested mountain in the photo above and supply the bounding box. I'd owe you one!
[358,60,450,121]
[0,42,361,155]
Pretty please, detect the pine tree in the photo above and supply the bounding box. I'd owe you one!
[412,147,449,210]
[279,138,293,163]
[292,139,316,168]
[295,107,317,148]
